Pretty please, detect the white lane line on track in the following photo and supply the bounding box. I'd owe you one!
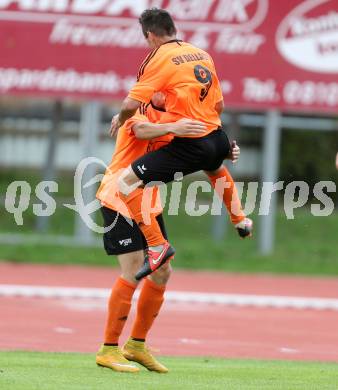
[280,347,299,354]
[54,327,74,334]
[1,284,338,311]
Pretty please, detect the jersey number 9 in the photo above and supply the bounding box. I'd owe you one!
[194,65,213,102]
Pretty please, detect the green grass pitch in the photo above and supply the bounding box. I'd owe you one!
[0,351,337,390]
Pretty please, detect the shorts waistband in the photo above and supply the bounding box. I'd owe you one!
[173,127,223,143]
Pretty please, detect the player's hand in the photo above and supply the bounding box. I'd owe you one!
[170,119,207,136]
[229,140,240,163]
[109,114,120,137]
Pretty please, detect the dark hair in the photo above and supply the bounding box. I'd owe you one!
[139,8,177,38]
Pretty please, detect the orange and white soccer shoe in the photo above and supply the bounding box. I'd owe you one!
[96,345,139,373]
[122,338,168,373]
[235,217,253,239]
[135,241,175,281]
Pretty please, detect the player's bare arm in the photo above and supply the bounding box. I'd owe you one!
[215,99,224,115]
[110,97,141,136]
[133,118,207,140]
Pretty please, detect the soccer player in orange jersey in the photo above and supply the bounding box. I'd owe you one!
[110,8,253,280]
[96,93,247,373]
[95,101,206,373]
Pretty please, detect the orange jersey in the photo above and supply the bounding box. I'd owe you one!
[128,40,223,137]
[96,105,172,215]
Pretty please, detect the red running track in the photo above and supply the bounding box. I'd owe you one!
[1,261,338,362]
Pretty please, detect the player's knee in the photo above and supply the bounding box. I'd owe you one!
[150,262,172,285]
[121,270,141,285]
[119,253,143,284]
[121,273,139,285]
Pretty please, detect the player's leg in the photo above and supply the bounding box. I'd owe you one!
[131,215,171,337]
[206,165,245,224]
[205,165,253,238]
[102,252,141,346]
[118,163,175,280]
[123,263,171,373]
[123,185,167,248]
[97,253,142,373]
[119,129,232,277]
[123,215,171,373]
[205,165,253,237]
[201,130,253,238]
[133,262,171,340]
[117,142,202,278]
[96,206,145,373]
[118,178,175,280]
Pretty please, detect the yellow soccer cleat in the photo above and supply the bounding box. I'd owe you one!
[96,344,140,373]
[122,338,168,373]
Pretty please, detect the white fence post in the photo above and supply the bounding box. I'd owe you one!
[259,110,281,254]
[36,100,62,232]
[74,101,101,245]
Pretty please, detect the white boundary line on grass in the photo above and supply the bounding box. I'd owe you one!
[1,284,338,311]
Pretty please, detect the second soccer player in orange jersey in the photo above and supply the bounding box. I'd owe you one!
[96,99,209,373]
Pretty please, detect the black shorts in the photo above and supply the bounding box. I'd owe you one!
[131,127,231,184]
[100,206,168,256]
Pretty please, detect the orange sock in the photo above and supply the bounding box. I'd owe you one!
[131,278,165,340]
[121,188,165,247]
[207,166,245,225]
[104,277,137,344]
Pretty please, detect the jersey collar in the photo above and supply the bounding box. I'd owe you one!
[161,39,183,46]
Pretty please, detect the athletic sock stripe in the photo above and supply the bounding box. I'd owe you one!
[132,338,145,342]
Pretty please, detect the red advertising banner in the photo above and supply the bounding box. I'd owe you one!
[0,0,337,113]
